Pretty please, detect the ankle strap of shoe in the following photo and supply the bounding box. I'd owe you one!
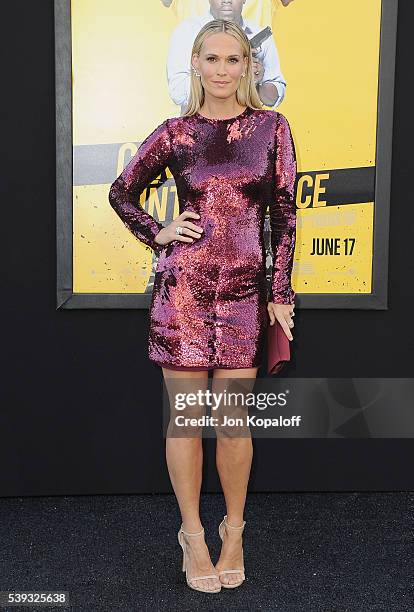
[180,525,205,537]
[224,515,246,530]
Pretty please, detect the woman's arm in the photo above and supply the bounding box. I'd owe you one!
[269,112,297,304]
[108,120,172,255]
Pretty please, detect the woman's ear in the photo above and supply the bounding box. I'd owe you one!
[191,53,199,72]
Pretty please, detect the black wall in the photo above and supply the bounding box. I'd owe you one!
[1,1,413,497]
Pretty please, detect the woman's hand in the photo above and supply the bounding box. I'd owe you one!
[251,48,265,84]
[154,211,204,248]
[267,302,295,341]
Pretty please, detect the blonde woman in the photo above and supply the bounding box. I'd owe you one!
[166,0,287,110]
[109,19,297,593]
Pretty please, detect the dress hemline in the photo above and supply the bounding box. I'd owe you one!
[151,359,262,371]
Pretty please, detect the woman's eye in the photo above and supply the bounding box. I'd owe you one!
[206,57,238,62]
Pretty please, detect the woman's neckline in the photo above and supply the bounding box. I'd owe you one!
[195,106,250,122]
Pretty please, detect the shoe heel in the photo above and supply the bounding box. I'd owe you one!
[177,524,221,593]
[177,528,186,572]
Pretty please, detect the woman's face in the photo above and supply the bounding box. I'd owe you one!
[192,33,247,101]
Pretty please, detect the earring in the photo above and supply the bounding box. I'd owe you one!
[242,73,245,77]
[192,66,201,78]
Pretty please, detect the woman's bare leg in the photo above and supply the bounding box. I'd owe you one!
[212,366,259,585]
[163,367,220,591]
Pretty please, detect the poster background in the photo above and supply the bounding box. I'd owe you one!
[69,0,387,305]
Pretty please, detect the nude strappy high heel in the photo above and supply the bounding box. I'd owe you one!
[177,524,221,593]
[217,514,246,588]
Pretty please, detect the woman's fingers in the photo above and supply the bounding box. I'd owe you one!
[278,313,293,341]
[184,221,204,233]
[268,303,294,340]
[171,224,203,242]
[178,221,204,237]
[156,211,204,246]
[179,211,204,233]
[174,234,195,243]
[171,211,204,242]
[267,302,276,325]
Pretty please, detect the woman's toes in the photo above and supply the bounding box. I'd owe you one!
[218,571,243,585]
[193,577,220,591]
[207,577,219,591]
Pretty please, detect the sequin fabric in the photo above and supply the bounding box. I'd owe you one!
[108,107,297,369]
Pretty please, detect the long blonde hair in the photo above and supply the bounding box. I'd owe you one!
[182,19,263,117]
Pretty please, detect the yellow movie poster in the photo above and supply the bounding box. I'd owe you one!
[62,0,394,309]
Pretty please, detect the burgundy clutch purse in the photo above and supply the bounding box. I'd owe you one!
[267,319,291,375]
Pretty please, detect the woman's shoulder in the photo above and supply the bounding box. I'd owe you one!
[255,108,288,122]
[249,108,292,131]
[164,115,186,126]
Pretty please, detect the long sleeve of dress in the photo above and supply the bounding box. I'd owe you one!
[269,113,297,304]
[108,119,172,256]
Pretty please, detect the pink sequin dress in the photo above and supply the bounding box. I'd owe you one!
[108,106,297,370]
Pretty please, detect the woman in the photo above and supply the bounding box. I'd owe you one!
[108,19,296,594]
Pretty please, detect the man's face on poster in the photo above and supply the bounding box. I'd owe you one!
[209,0,246,21]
